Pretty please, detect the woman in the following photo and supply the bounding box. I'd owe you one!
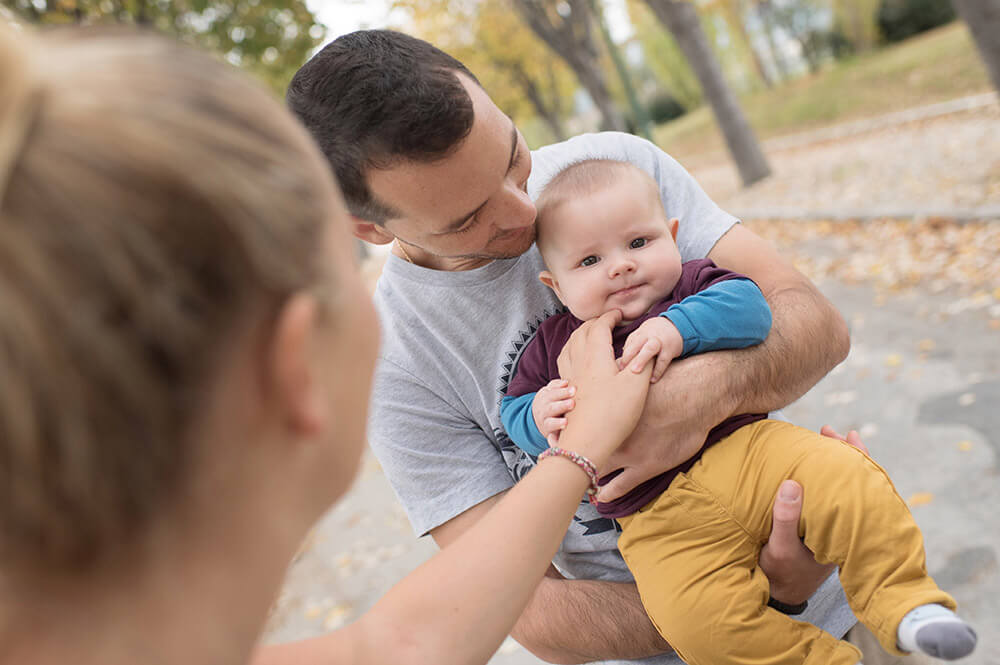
[0,23,649,665]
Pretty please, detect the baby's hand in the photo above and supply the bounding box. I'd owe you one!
[532,378,576,445]
[619,317,684,383]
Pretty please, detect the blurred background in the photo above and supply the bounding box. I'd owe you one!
[2,0,996,662]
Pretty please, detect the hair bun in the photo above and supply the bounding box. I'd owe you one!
[0,21,43,205]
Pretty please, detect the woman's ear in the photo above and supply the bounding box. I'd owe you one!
[352,216,396,246]
[268,293,327,437]
[539,270,562,300]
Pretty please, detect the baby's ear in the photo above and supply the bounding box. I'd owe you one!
[539,271,561,299]
[668,217,679,241]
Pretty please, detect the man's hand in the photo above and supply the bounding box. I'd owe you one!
[759,426,868,605]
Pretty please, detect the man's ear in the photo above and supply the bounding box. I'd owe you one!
[352,216,396,245]
[668,217,679,241]
[539,270,562,300]
[268,293,327,437]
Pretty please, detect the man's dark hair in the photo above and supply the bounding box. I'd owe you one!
[287,30,480,223]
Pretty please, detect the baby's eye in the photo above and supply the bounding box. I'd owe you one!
[580,255,599,267]
[629,237,647,249]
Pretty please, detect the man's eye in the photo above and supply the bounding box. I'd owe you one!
[580,256,599,267]
[630,237,647,249]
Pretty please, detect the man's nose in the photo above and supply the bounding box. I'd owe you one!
[495,184,536,230]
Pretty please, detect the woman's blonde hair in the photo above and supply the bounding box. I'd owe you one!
[0,24,336,571]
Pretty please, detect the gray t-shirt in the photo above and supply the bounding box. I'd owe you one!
[368,132,855,664]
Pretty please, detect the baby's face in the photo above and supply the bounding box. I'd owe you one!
[538,175,683,323]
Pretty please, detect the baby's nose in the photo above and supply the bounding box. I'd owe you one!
[609,258,636,278]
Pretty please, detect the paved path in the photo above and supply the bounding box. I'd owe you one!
[688,94,1000,222]
[264,100,1000,664]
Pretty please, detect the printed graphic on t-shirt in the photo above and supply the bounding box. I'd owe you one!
[496,306,565,403]
[493,308,562,487]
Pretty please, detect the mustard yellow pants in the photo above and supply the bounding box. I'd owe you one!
[616,419,955,665]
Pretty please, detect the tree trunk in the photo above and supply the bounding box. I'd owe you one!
[512,0,628,132]
[644,0,771,185]
[590,0,654,139]
[952,0,1000,94]
[756,0,789,80]
[724,0,774,88]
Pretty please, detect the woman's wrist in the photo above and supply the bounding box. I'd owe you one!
[538,447,600,504]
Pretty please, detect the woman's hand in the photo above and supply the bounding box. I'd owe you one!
[556,310,652,468]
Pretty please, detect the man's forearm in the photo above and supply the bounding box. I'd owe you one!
[511,570,671,664]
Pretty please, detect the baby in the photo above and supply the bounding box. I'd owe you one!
[500,159,976,665]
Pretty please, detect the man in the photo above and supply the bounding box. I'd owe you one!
[284,29,905,664]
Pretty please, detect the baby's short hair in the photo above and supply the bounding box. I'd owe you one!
[535,159,663,249]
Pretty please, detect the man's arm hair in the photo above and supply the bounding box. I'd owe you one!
[430,495,671,664]
[512,567,671,663]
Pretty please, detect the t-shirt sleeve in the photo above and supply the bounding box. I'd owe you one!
[528,132,739,261]
[367,357,515,537]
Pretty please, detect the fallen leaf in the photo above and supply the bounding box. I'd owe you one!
[885,354,903,368]
[957,393,977,406]
[908,492,934,507]
[957,441,973,452]
[917,339,936,352]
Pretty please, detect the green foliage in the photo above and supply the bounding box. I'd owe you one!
[1,0,324,95]
[391,0,577,138]
[647,91,686,123]
[877,0,956,43]
[832,0,880,51]
[804,28,855,61]
[625,0,702,108]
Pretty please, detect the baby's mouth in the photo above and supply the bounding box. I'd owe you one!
[611,284,642,298]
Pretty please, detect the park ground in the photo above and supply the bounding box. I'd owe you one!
[263,77,1000,664]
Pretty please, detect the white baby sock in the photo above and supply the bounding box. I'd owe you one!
[897,604,977,660]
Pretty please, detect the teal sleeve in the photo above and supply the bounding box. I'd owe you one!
[500,393,549,456]
[662,279,772,357]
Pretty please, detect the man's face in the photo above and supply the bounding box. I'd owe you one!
[364,73,537,268]
[538,174,683,323]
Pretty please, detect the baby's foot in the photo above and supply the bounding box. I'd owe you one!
[897,604,977,660]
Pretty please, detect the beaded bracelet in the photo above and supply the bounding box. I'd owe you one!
[538,447,600,505]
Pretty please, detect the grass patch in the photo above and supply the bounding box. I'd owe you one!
[654,22,993,162]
